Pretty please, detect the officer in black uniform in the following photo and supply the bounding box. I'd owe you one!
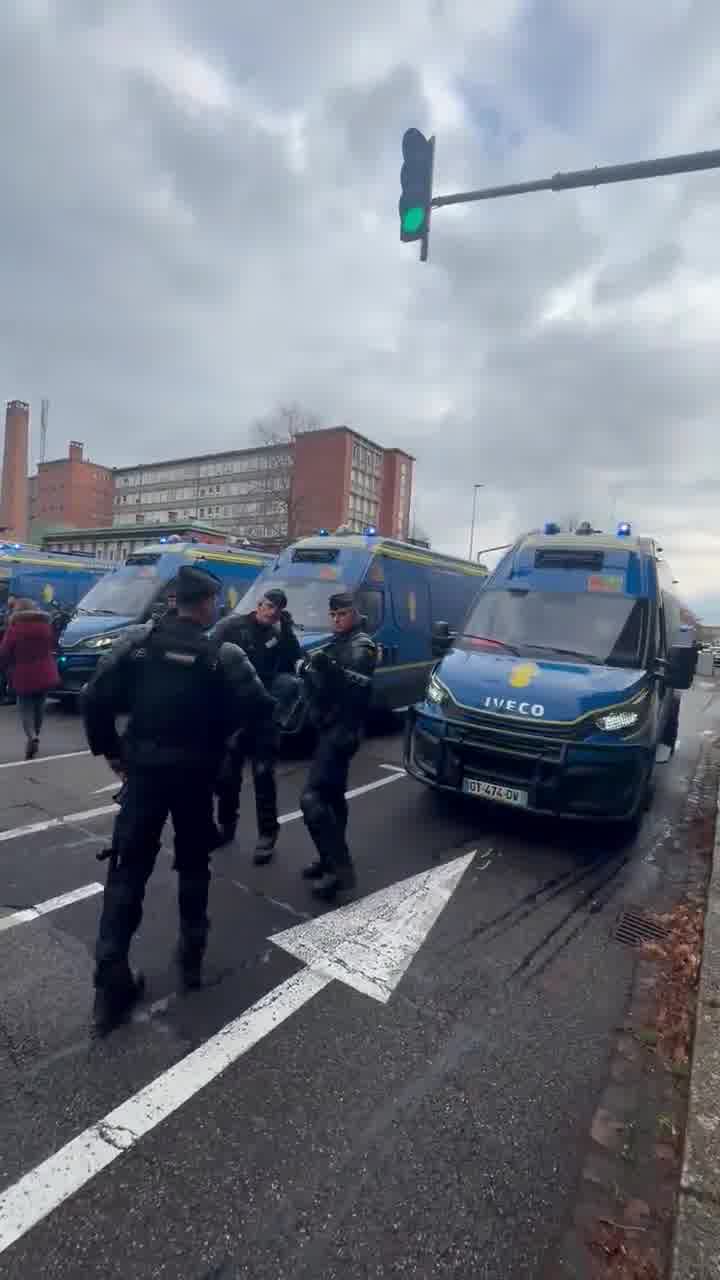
[83,563,274,1033]
[213,588,302,862]
[298,590,377,901]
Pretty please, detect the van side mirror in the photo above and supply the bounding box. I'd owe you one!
[663,644,695,691]
[431,621,455,659]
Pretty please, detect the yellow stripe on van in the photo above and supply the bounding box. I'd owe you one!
[373,547,487,576]
[0,554,109,572]
[186,549,269,568]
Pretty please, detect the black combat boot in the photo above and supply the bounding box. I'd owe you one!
[93,967,145,1035]
[210,822,236,850]
[310,863,357,902]
[175,939,205,991]
[301,859,326,880]
[253,827,279,866]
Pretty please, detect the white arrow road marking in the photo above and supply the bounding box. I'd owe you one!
[272,851,475,1003]
[0,770,407,845]
[0,851,474,1254]
[0,883,103,933]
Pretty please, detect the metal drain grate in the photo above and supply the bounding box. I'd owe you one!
[615,907,669,948]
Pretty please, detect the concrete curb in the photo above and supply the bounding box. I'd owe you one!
[672,773,720,1279]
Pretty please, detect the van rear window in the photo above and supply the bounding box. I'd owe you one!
[534,549,604,571]
[291,548,340,564]
[126,554,162,566]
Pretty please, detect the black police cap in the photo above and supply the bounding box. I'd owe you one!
[329,591,355,612]
[263,588,288,610]
[175,563,222,603]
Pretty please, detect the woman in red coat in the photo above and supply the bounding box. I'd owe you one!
[0,598,60,759]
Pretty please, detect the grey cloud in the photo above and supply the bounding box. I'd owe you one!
[1,0,720,611]
[593,243,683,305]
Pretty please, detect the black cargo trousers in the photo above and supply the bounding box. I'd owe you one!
[214,673,300,838]
[215,729,278,838]
[300,725,360,872]
[94,764,219,989]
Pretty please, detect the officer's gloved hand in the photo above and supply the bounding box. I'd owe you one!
[309,649,331,672]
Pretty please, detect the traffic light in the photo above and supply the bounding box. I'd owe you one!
[399,128,434,260]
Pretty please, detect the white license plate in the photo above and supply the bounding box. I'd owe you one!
[462,777,528,808]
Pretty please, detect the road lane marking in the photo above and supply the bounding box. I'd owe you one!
[0,750,90,770]
[379,764,406,773]
[0,883,103,933]
[277,770,405,824]
[92,782,120,794]
[0,771,407,846]
[0,805,117,843]
[0,852,474,1254]
[0,967,331,1254]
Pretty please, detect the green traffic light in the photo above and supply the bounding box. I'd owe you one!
[401,206,426,235]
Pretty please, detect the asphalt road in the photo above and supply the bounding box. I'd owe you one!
[0,683,718,1279]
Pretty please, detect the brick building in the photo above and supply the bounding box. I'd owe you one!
[29,441,114,540]
[42,521,227,562]
[112,426,414,546]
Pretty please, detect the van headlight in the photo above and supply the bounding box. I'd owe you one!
[594,708,641,732]
[594,690,648,733]
[83,631,126,650]
[426,670,449,707]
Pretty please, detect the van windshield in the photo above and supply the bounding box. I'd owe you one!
[462,588,647,669]
[233,577,352,630]
[76,563,163,619]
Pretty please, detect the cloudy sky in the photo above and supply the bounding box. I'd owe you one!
[1,0,719,614]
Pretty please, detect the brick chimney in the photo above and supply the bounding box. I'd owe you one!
[0,401,29,541]
[69,441,84,462]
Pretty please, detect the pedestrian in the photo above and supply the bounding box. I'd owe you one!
[297,591,377,901]
[0,597,60,759]
[213,588,302,861]
[82,563,275,1034]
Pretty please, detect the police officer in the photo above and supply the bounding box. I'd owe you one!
[298,591,377,901]
[83,564,274,1033]
[213,588,302,862]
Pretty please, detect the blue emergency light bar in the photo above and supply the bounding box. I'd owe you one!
[543,522,561,535]
[617,522,632,537]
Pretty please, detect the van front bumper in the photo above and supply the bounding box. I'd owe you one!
[56,651,100,694]
[403,706,653,821]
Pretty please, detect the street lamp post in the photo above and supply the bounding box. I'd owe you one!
[468,484,483,561]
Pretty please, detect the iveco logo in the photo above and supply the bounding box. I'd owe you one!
[483,696,545,718]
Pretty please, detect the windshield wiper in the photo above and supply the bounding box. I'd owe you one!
[525,644,602,664]
[460,635,520,655]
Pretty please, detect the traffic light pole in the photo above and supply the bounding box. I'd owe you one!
[430,146,720,211]
[419,135,436,263]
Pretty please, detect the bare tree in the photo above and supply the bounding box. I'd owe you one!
[244,402,323,540]
[253,402,323,447]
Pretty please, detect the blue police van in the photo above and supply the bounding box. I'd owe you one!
[0,542,113,618]
[231,528,487,717]
[404,522,696,829]
[56,537,273,700]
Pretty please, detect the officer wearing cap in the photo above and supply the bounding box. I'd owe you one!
[297,590,377,900]
[212,586,302,860]
[83,563,274,1033]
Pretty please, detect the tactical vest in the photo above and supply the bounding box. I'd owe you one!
[124,619,230,765]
